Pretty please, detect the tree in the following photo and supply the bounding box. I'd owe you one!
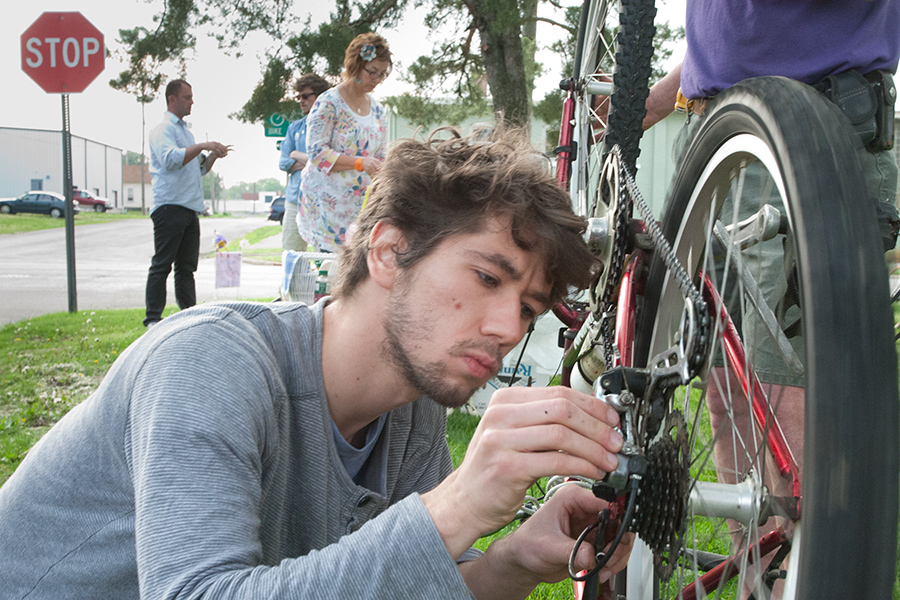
[112,0,682,143]
[230,57,302,125]
[124,151,148,166]
[202,171,225,203]
[112,0,572,134]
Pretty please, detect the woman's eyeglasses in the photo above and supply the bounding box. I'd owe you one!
[363,67,388,82]
[298,93,317,100]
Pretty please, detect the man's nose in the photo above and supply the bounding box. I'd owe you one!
[480,294,527,346]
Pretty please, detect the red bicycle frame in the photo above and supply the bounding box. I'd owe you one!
[555,81,577,191]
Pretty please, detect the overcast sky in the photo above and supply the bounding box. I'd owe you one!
[3,0,685,188]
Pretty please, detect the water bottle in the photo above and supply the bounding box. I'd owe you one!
[315,260,332,300]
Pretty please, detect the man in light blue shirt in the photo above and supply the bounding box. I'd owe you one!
[279,73,331,252]
[144,79,231,327]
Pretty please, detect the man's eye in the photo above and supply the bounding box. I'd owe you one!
[521,304,536,320]
[478,271,499,287]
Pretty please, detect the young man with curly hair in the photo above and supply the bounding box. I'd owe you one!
[0,127,628,600]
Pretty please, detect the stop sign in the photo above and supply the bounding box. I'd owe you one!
[21,12,105,94]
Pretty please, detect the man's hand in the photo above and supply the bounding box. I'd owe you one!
[459,485,634,600]
[205,142,233,159]
[422,386,623,559]
[510,484,634,586]
[184,142,232,167]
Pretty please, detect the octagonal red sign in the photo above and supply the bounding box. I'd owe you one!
[21,12,105,94]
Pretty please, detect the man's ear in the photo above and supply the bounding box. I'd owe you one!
[367,221,406,290]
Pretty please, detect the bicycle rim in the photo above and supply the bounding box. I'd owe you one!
[571,0,655,217]
[635,77,898,599]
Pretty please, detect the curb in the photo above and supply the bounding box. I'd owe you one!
[200,251,282,267]
[243,257,282,266]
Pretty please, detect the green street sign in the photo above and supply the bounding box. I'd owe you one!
[265,113,289,137]
[276,140,283,151]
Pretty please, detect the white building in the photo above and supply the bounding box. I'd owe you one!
[123,164,152,212]
[0,127,123,206]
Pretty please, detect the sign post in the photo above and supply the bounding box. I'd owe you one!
[21,12,105,313]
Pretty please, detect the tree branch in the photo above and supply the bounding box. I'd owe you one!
[521,15,576,35]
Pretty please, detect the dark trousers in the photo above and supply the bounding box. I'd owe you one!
[144,204,200,326]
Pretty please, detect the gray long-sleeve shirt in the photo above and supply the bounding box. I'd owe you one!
[0,300,477,599]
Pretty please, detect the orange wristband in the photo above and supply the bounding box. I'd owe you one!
[354,157,364,172]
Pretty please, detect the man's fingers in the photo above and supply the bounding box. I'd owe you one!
[488,386,620,427]
[466,438,615,482]
[210,142,232,157]
[484,396,622,452]
[486,425,620,475]
[599,532,634,583]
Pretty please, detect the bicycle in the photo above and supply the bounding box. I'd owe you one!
[540,0,900,598]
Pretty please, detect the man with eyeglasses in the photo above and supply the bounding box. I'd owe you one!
[279,73,331,252]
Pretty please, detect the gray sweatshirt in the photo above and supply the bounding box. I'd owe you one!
[0,300,477,599]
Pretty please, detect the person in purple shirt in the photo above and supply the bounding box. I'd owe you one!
[642,0,900,399]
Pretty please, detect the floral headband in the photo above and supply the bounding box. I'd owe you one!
[359,43,377,62]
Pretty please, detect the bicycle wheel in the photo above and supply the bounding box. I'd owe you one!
[570,0,656,217]
[633,77,898,599]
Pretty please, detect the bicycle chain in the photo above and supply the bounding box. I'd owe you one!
[596,151,631,368]
[608,145,711,379]
[595,148,635,368]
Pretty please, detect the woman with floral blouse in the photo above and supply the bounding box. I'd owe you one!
[298,33,390,251]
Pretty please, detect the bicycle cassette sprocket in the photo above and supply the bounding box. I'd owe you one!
[632,410,689,581]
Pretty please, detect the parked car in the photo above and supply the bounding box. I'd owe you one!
[268,196,285,224]
[72,188,109,212]
[0,191,79,218]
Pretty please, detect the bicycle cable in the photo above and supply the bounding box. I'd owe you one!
[568,474,640,581]
[507,320,535,388]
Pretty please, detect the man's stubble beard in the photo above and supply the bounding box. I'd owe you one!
[381,280,502,409]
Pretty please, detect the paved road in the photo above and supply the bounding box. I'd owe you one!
[0,216,285,326]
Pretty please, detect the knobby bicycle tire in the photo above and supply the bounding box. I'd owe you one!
[601,0,655,173]
[570,0,656,217]
[633,76,899,599]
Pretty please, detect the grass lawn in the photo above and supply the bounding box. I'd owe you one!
[0,209,249,236]
[1,302,899,598]
[215,224,284,264]
[0,210,148,235]
[0,308,156,481]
